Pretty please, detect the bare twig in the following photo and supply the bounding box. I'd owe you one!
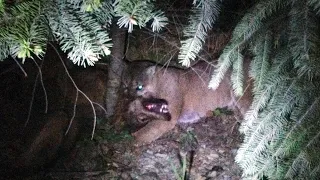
[190,66,207,86]
[24,57,48,127]
[32,58,48,113]
[12,56,28,77]
[93,102,108,117]
[24,72,38,127]
[65,90,78,135]
[49,42,97,139]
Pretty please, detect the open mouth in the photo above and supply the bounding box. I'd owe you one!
[141,98,169,114]
[144,103,169,113]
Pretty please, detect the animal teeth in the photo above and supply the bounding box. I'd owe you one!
[161,104,169,113]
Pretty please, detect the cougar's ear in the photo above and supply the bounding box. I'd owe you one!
[145,65,156,76]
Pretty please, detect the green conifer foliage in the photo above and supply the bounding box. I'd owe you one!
[0,0,167,67]
[178,0,221,67]
[205,0,320,179]
[114,0,167,33]
[0,0,49,62]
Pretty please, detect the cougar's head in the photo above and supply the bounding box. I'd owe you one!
[125,61,171,127]
[129,65,157,98]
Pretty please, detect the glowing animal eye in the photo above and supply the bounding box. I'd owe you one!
[136,84,143,91]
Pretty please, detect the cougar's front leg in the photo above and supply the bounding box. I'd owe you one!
[132,116,178,145]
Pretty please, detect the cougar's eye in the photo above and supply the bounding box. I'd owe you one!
[136,84,144,91]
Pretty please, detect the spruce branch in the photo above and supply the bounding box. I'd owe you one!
[289,1,320,80]
[0,0,48,61]
[308,0,320,15]
[285,151,309,178]
[231,48,244,96]
[237,90,298,176]
[209,0,289,90]
[310,154,320,178]
[114,0,167,33]
[208,42,240,90]
[178,0,221,67]
[250,97,320,179]
[250,31,272,92]
[274,98,320,157]
[284,116,320,179]
[0,0,3,14]
[237,31,292,136]
[80,0,102,12]
[231,0,288,44]
[0,41,10,61]
[151,11,168,32]
[93,0,114,28]
[48,0,112,67]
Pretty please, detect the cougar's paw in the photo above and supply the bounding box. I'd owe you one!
[131,131,151,146]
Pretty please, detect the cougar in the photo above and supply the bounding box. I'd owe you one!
[126,60,252,145]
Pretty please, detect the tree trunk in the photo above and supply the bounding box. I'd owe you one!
[105,23,127,118]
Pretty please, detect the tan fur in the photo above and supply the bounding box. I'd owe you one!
[127,61,252,145]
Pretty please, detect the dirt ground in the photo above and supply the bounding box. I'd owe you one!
[31,110,243,180]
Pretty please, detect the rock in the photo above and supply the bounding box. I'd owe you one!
[208,171,217,178]
[120,172,131,179]
[155,153,167,158]
[223,175,232,180]
[146,150,154,155]
[208,153,219,160]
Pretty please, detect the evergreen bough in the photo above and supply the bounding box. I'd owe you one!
[0,0,167,67]
[206,0,320,179]
[178,0,221,67]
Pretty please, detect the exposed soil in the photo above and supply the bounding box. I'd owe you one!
[33,112,243,180]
